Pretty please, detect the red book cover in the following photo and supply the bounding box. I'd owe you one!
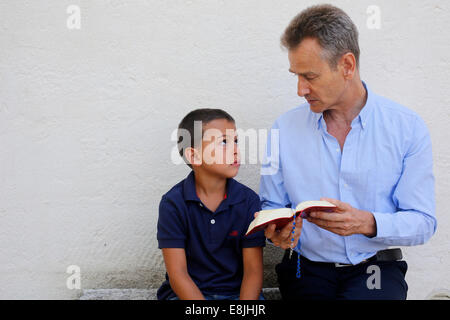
[245,201,336,236]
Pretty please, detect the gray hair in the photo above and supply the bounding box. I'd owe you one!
[281,4,360,70]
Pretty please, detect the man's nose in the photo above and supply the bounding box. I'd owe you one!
[297,78,310,97]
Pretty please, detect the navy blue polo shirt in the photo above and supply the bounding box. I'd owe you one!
[156,171,265,300]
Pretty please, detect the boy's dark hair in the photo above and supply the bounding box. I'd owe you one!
[281,4,360,70]
[177,108,235,168]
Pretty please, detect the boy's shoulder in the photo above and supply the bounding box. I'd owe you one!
[160,171,197,205]
[161,178,185,203]
[228,178,259,204]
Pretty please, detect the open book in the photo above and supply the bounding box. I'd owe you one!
[245,200,337,236]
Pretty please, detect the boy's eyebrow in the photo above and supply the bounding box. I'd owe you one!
[219,134,238,139]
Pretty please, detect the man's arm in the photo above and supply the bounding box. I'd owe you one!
[369,116,437,246]
[259,121,302,248]
[162,248,205,300]
[240,247,263,300]
[307,116,436,246]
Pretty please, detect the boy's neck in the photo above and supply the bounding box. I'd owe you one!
[193,169,227,199]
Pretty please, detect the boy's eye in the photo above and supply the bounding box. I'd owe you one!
[220,138,238,145]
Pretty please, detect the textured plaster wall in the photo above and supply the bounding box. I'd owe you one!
[0,0,449,299]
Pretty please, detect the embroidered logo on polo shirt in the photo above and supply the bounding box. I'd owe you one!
[229,230,238,237]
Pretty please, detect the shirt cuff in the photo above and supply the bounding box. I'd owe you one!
[371,211,394,240]
[242,237,266,248]
[158,239,186,249]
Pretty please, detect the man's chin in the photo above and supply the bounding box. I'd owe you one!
[309,102,324,113]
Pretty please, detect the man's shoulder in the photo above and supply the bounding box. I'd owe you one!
[372,93,421,122]
[370,91,430,145]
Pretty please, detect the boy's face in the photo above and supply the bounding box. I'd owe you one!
[194,119,240,178]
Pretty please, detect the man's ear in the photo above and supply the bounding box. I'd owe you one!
[339,52,357,80]
[184,147,202,166]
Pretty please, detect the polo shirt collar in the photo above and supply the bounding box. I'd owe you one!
[182,171,245,206]
[315,81,375,131]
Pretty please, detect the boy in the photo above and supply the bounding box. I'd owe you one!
[157,108,266,300]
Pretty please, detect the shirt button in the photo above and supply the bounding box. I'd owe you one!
[336,148,340,152]
[210,219,215,225]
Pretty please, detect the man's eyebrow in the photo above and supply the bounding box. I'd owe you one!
[288,69,318,76]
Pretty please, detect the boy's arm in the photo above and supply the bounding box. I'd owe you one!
[239,247,263,300]
[162,248,205,300]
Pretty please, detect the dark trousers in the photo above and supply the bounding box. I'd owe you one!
[276,251,408,300]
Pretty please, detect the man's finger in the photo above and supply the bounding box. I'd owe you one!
[254,211,259,219]
[307,217,347,229]
[309,211,346,221]
[295,216,303,228]
[320,197,345,209]
[264,223,276,239]
[316,225,349,237]
[278,221,294,240]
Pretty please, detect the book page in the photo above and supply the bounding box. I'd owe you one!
[295,200,336,212]
[250,208,294,228]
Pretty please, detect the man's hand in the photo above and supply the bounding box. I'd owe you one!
[306,198,377,237]
[254,212,302,249]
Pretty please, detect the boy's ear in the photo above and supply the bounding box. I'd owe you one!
[184,147,202,166]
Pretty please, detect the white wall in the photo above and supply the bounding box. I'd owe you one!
[0,0,448,299]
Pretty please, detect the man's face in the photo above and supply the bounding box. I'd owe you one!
[288,37,347,113]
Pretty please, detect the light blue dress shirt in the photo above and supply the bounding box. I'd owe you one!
[259,82,437,264]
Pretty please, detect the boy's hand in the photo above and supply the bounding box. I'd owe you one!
[254,212,302,249]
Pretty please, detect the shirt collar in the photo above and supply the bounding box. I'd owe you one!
[358,81,375,130]
[315,81,375,131]
[182,171,245,206]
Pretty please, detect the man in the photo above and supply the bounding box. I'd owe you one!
[259,4,436,300]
